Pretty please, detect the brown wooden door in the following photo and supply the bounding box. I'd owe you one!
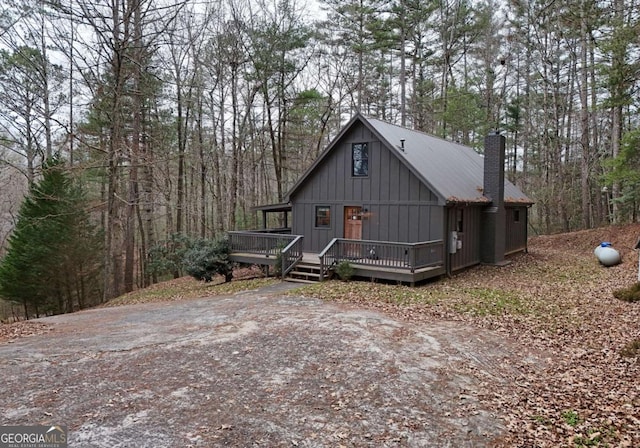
[344,206,362,239]
[344,206,362,258]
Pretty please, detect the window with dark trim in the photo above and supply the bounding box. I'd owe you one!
[315,205,331,228]
[514,209,520,223]
[456,209,464,233]
[352,143,369,177]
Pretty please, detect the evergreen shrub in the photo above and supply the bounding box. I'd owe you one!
[183,238,233,283]
[335,260,354,281]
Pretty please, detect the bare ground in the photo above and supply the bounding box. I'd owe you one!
[0,283,542,447]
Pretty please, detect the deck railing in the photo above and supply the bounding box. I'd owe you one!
[281,235,304,277]
[319,238,444,279]
[318,239,338,282]
[228,231,444,282]
[227,231,300,258]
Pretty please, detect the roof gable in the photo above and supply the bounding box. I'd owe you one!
[286,114,532,206]
[286,114,363,200]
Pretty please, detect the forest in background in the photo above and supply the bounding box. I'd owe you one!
[0,0,639,311]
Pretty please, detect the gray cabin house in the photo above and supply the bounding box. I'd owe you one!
[229,114,533,284]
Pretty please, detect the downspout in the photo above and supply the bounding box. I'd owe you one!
[525,205,530,254]
[445,206,452,277]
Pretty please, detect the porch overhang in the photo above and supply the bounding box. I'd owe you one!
[252,202,292,213]
[252,202,292,230]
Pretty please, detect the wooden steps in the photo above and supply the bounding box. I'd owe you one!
[286,262,326,283]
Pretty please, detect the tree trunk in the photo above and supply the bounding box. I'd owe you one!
[39,14,53,160]
[579,5,591,229]
[124,0,143,293]
[175,76,185,235]
[610,0,624,223]
[197,96,207,238]
[228,62,239,230]
[141,124,155,286]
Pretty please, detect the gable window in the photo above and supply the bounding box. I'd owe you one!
[352,143,369,177]
[315,205,331,228]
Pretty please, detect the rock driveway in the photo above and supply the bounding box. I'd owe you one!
[0,283,539,447]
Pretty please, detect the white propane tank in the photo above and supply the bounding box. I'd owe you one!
[594,242,621,267]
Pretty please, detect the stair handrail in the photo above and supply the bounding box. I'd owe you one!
[281,235,304,278]
[318,238,340,282]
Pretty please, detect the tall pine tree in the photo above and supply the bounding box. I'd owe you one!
[0,158,102,318]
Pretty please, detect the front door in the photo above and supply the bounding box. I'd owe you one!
[344,206,362,240]
[344,206,362,258]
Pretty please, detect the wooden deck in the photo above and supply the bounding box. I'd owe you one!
[230,251,445,285]
[349,262,445,284]
[229,252,280,266]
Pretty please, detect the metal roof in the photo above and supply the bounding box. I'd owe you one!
[364,116,533,205]
[251,202,292,213]
[286,114,532,206]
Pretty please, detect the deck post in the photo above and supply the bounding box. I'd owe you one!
[281,253,285,280]
[409,246,416,273]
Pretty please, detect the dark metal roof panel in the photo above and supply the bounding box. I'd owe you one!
[251,202,292,212]
[365,117,532,205]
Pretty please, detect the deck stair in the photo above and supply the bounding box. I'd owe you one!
[284,254,329,283]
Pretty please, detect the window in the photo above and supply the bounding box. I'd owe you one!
[514,209,520,223]
[315,205,331,228]
[352,143,369,176]
[456,209,464,233]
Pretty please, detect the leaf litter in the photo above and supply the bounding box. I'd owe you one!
[291,223,640,447]
[1,224,639,446]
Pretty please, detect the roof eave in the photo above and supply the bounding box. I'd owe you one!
[251,202,292,212]
[445,197,491,206]
[504,197,535,207]
[445,197,535,207]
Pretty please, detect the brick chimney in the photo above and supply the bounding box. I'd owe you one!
[480,131,507,265]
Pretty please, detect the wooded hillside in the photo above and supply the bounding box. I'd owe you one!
[0,0,638,303]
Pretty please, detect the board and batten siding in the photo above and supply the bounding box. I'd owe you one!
[505,206,528,254]
[291,123,444,253]
[445,205,528,271]
[446,206,482,272]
